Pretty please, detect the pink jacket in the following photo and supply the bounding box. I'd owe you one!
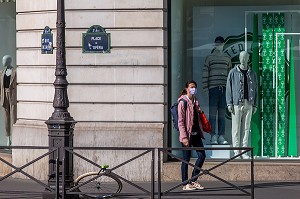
[178,95,204,142]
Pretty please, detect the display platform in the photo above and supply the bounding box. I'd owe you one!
[204,144,232,159]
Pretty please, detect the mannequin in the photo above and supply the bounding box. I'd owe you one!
[0,55,17,146]
[202,36,232,145]
[226,51,258,159]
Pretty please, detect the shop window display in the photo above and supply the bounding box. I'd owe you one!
[0,2,16,147]
[170,0,300,159]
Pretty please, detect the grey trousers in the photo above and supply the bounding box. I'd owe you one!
[231,100,253,154]
[3,89,16,137]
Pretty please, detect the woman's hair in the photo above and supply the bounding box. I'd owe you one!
[179,80,197,97]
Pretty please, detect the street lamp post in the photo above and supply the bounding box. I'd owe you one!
[43,0,76,198]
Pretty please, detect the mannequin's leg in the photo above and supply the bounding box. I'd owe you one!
[218,89,226,136]
[218,87,228,144]
[4,90,12,146]
[4,106,11,146]
[209,88,218,143]
[231,105,242,155]
[242,101,253,148]
[7,136,11,146]
[4,107,10,137]
[11,104,17,124]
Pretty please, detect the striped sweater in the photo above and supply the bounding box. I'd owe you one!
[202,53,232,91]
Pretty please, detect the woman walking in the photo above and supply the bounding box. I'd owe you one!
[178,80,207,190]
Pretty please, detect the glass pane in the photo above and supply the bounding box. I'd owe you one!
[0,2,15,146]
[170,0,300,159]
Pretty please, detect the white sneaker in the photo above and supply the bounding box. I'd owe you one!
[242,154,250,159]
[191,181,205,190]
[217,135,228,145]
[183,183,196,191]
[211,135,218,145]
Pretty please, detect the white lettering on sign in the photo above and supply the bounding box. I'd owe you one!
[91,37,101,41]
[92,29,101,33]
[92,46,104,50]
[223,41,252,58]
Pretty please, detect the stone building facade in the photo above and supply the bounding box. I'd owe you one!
[12,0,167,181]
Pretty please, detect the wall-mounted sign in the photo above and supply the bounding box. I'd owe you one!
[82,25,110,53]
[41,26,53,54]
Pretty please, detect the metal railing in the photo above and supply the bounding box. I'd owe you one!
[158,147,254,199]
[63,147,155,199]
[0,146,59,198]
[0,146,254,198]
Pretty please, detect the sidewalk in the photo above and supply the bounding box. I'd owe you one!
[0,178,300,199]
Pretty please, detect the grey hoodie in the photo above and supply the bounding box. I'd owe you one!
[226,64,258,107]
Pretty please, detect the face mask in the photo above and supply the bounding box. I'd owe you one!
[189,88,197,95]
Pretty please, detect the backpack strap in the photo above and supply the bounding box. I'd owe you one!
[179,99,187,110]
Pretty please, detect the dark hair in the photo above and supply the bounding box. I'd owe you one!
[215,36,225,43]
[179,80,197,97]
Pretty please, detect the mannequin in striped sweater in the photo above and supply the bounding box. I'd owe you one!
[202,36,232,145]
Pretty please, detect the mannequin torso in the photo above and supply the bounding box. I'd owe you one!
[5,68,12,76]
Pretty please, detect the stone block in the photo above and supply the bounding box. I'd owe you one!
[0,152,12,176]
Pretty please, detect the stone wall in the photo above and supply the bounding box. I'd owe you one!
[13,0,167,181]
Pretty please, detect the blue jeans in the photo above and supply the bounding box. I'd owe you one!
[209,86,226,136]
[181,134,206,184]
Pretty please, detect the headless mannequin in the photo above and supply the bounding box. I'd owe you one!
[1,55,16,146]
[227,52,257,114]
[226,51,258,158]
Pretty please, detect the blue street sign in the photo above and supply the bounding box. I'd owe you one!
[41,26,53,54]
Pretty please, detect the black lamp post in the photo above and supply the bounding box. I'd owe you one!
[43,0,76,198]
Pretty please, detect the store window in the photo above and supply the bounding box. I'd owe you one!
[0,1,16,147]
[170,0,300,159]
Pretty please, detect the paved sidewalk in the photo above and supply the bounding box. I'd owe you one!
[0,178,300,198]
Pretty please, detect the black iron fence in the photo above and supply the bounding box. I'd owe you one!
[0,146,254,199]
[158,147,254,199]
[64,147,156,199]
[0,146,59,198]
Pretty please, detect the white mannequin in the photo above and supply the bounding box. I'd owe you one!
[226,51,258,159]
[2,55,15,146]
[227,52,257,114]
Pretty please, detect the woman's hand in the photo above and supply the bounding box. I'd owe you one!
[182,138,189,146]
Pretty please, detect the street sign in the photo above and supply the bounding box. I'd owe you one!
[82,25,110,53]
[41,26,53,54]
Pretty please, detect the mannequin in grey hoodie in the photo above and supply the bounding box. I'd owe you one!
[226,51,258,159]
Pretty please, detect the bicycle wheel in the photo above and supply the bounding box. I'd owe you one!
[74,172,122,198]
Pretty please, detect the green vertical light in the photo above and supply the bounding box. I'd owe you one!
[274,13,286,157]
[288,37,298,156]
[251,13,261,156]
[262,13,275,157]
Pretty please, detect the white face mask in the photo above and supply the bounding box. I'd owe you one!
[189,88,197,95]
